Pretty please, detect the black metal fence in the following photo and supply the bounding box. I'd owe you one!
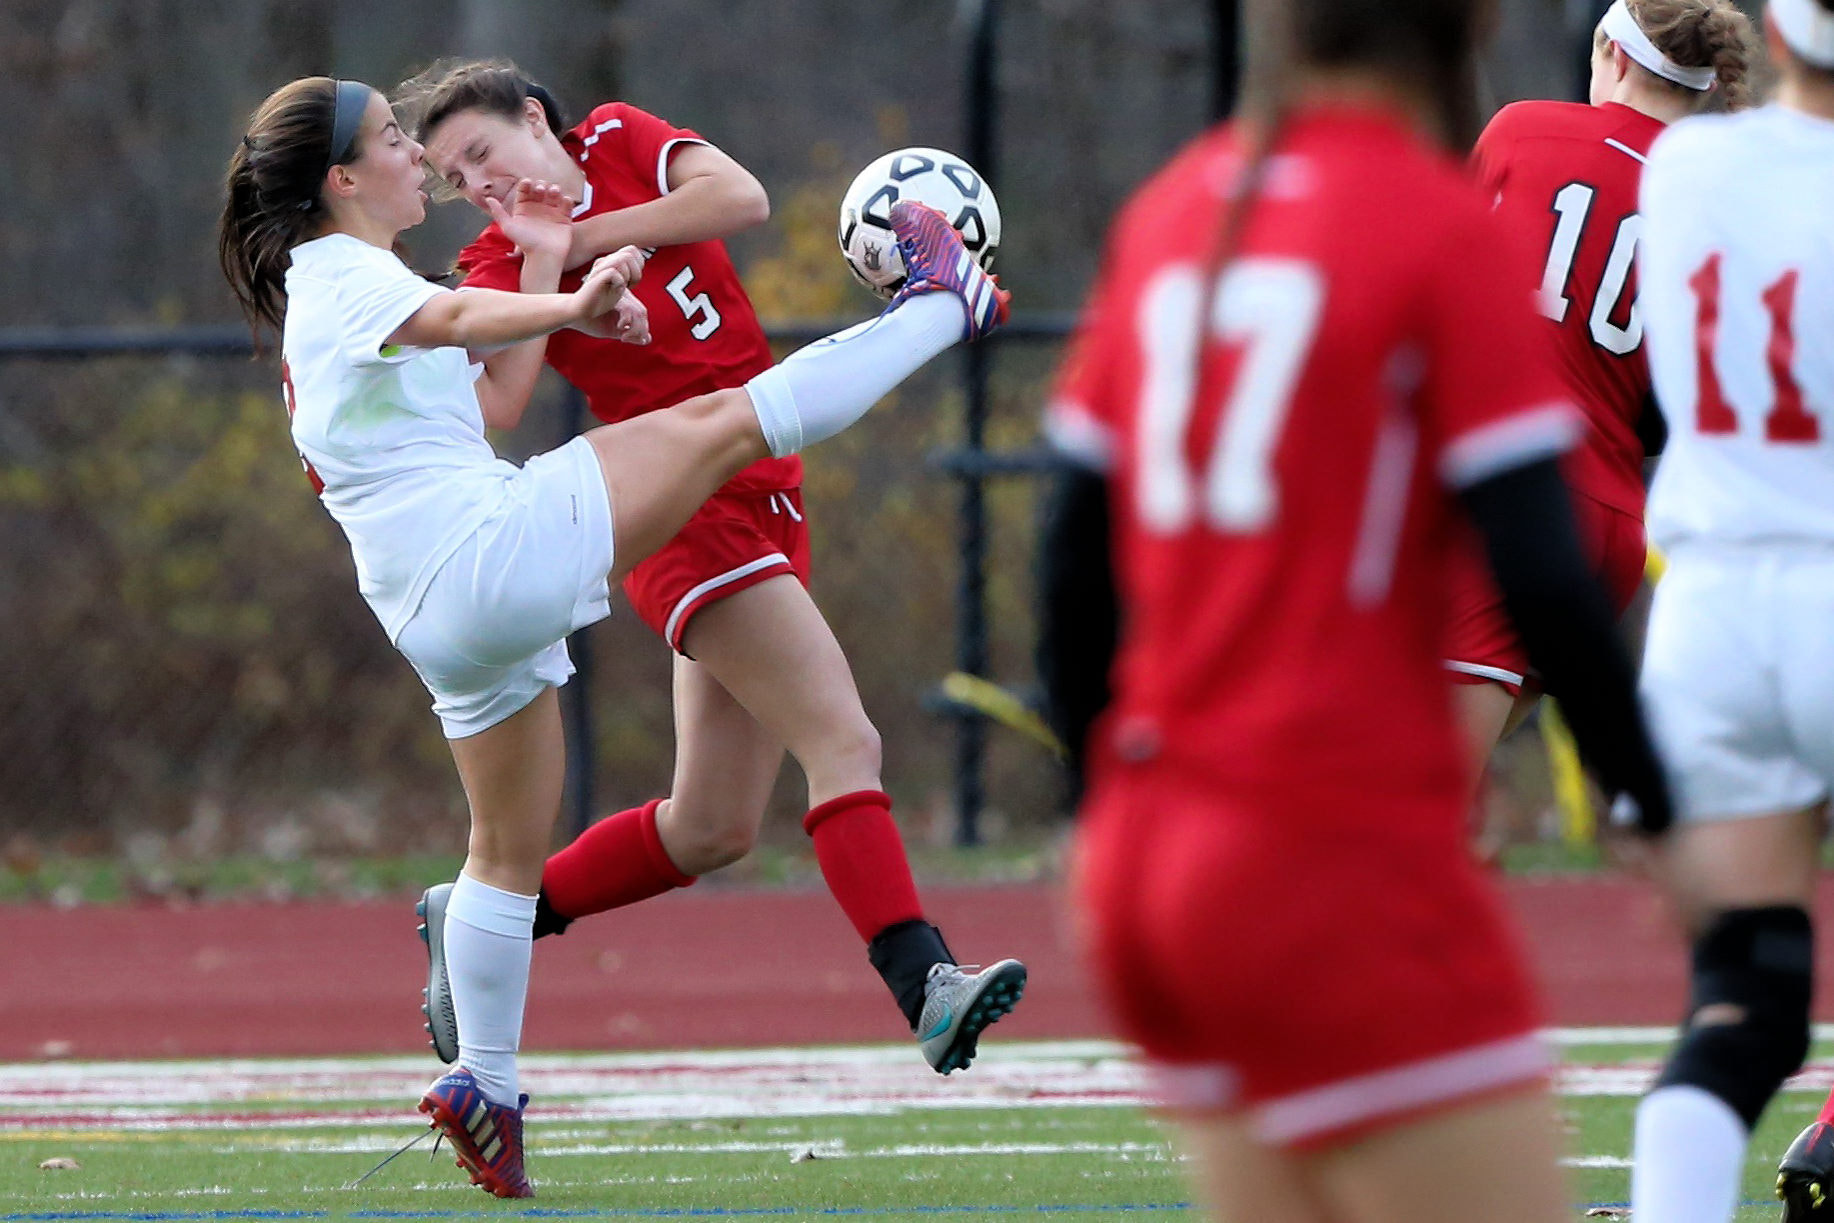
[0,314,1074,848]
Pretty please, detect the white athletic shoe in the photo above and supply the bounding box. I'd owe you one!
[417,882,458,1064]
[916,959,1027,1075]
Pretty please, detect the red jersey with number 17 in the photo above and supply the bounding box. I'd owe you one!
[458,102,799,493]
[1044,107,1577,801]
[1474,101,1665,517]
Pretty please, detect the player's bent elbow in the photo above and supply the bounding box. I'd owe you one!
[730,177,770,229]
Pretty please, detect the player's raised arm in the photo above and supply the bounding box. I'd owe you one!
[566,141,769,270]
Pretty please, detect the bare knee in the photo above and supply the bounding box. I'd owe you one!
[798,717,882,796]
[655,801,760,875]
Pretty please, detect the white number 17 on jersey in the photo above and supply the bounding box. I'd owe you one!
[1136,259,1325,534]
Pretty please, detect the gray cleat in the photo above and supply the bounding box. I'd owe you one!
[916,958,1027,1075]
[417,882,458,1064]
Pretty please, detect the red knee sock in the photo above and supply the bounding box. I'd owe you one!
[1819,1087,1834,1126]
[803,790,924,942]
[541,798,695,920]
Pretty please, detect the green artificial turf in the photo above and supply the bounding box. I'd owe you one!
[2,1037,1826,1220]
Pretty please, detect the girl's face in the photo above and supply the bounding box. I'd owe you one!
[423,101,557,213]
[339,90,428,231]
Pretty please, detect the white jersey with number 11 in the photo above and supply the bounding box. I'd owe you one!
[1639,105,1834,553]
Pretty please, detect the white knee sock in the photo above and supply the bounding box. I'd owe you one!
[1631,1084,1748,1223]
[744,293,963,457]
[444,872,538,1107]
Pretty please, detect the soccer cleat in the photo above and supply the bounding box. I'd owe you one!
[418,1067,534,1198]
[417,882,459,1064]
[1778,1120,1834,1220]
[887,200,1010,342]
[916,958,1027,1075]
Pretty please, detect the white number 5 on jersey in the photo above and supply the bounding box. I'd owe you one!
[1136,259,1324,534]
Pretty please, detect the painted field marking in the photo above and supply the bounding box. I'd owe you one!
[0,1207,1201,1221]
[10,1033,1834,1136]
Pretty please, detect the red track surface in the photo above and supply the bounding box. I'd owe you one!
[6,878,1831,1061]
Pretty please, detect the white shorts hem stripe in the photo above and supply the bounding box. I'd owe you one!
[1444,660,1527,686]
[661,552,793,647]
[1252,1033,1550,1146]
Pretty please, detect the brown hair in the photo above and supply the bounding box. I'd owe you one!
[1600,0,1761,111]
[217,77,368,339]
[392,59,567,150]
[1212,0,1494,281]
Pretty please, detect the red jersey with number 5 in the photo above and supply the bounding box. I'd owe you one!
[458,101,798,493]
[1044,107,1577,799]
[1473,101,1665,517]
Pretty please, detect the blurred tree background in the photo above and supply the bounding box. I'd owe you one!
[0,0,1752,877]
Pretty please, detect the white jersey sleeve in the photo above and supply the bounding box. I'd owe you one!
[282,235,512,640]
[1640,107,1834,553]
[332,242,448,367]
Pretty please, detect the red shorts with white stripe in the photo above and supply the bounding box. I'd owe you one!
[1074,770,1548,1149]
[1443,492,1646,696]
[622,486,812,654]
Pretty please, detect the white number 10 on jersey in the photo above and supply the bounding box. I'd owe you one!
[1136,259,1324,534]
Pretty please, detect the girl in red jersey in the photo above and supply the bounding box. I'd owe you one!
[1037,1,1671,1219]
[389,62,1024,1077]
[1445,0,1755,779]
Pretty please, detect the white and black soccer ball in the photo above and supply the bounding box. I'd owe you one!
[837,147,1001,299]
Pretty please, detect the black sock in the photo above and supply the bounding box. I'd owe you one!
[868,919,955,1029]
[532,890,573,940]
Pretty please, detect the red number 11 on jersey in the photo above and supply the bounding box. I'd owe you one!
[1688,254,1820,443]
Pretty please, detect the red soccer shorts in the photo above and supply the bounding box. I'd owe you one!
[1073,771,1547,1149]
[622,486,812,654]
[1443,492,1646,695]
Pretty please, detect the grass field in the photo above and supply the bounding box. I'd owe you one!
[5,1034,1831,1220]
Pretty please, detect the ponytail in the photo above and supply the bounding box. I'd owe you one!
[218,77,367,343]
[1624,0,1761,111]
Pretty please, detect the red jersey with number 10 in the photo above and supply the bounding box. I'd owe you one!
[458,102,799,493]
[1045,107,1576,801]
[1473,101,1665,517]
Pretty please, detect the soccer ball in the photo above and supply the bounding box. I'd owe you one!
[837,147,1002,299]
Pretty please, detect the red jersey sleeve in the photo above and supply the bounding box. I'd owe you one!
[588,102,708,198]
[1045,311,1125,473]
[455,224,521,293]
[1420,195,1580,488]
[1471,103,1528,199]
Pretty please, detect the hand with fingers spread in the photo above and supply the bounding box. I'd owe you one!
[486,178,574,267]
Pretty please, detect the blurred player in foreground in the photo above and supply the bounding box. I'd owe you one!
[390,60,1024,1079]
[1619,2,1834,1218]
[1446,0,1755,788]
[219,74,1008,1196]
[1036,1,1672,1219]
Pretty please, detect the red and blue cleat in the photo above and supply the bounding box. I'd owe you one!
[887,200,1010,342]
[417,1067,534,1198]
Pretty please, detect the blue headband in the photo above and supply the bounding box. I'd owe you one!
[324,79,371,176]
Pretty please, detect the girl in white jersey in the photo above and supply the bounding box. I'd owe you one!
[217,76,1007,1198]
[1623,4,1834,1221]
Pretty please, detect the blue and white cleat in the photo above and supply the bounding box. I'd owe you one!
[417,882,459,1064]
[916,958,1027,1075]
[887,200,1010,342]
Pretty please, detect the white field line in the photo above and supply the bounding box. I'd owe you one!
[6,1035,1834,1133]
[219,1135,1175,1159]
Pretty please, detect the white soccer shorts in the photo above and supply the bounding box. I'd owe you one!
[1639,549,1834,821]
[395,436,616,739]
